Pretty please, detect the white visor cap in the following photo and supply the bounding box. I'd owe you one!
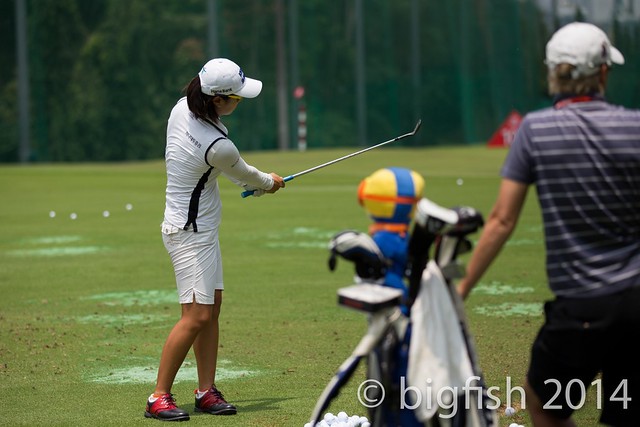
[198,58,263,98]
[545,22,624,78]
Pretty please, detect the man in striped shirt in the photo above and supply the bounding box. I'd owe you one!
[457,22,639,426]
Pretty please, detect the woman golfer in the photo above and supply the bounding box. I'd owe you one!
[145,58,285,421]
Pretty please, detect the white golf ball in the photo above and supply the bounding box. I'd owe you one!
[49,211,56,218]
[508,423,519,427]
[70,213,78,220]
[103,210,110,218]
[358,416,369,424]
[361,423,371,427]
[456,178,464,186]
[125,203,133,211]
[337,411,348,422]
[505,406,516,416]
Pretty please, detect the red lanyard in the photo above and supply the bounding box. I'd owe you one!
[554,96,594,109]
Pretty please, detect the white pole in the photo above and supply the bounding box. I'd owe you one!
[275,0,289,150]
[297,104,307,151]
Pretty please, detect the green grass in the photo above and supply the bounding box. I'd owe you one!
[0,146,603,426]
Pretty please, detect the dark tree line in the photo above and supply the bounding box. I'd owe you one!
[1,0,638,162]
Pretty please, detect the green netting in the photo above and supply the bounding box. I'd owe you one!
[1,0,638,162]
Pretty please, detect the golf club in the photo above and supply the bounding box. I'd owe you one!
[241,119,422,198]
[308,306,399,425]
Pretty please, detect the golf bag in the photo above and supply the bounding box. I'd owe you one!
[309,198,498,427]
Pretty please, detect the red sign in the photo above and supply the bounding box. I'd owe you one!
[487,110,522,148]
[293,86,305,99]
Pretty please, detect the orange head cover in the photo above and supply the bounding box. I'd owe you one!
[358,167,424,232]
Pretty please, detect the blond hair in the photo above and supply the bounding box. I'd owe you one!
[547,64,603,96]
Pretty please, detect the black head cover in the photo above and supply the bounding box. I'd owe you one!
[328,230,388,280]
[445,206,485,237]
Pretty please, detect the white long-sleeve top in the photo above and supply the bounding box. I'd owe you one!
[163,97,274,233]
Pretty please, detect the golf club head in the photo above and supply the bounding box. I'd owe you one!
[411,119,422,135]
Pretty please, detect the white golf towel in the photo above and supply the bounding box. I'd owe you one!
[407,260,480,425]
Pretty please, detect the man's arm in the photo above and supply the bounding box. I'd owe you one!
[457,178,529,300]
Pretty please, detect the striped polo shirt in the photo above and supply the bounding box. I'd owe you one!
[501,96,640,297]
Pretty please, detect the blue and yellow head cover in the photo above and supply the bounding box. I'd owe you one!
[357,167,425,233]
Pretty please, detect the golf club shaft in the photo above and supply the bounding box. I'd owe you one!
[241,119,422,198]
[308,355,363,425]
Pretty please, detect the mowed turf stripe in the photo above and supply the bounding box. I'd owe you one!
[82,290,178,306]
[473,303,543,317]
[20,235,84,244]
[7,246,107,256]
[85,359,260,384]
[471,281,535,296]
[6,234,108,257]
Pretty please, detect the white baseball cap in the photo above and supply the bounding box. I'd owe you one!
[545,22,624,78]
[198,58,263,98]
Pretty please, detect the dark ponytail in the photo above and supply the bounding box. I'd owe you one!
[185,76,219,121]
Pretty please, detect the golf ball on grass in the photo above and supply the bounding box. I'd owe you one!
[70,213,78,220]
[103,210,110,218]
[49,211,56,218]
[505,406,516,416]
[456,178,464,186]
[125,203,133,211]
[308,412,369,427]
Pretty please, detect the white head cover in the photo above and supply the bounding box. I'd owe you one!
[545,22,625,79]
[198,58,263,98]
